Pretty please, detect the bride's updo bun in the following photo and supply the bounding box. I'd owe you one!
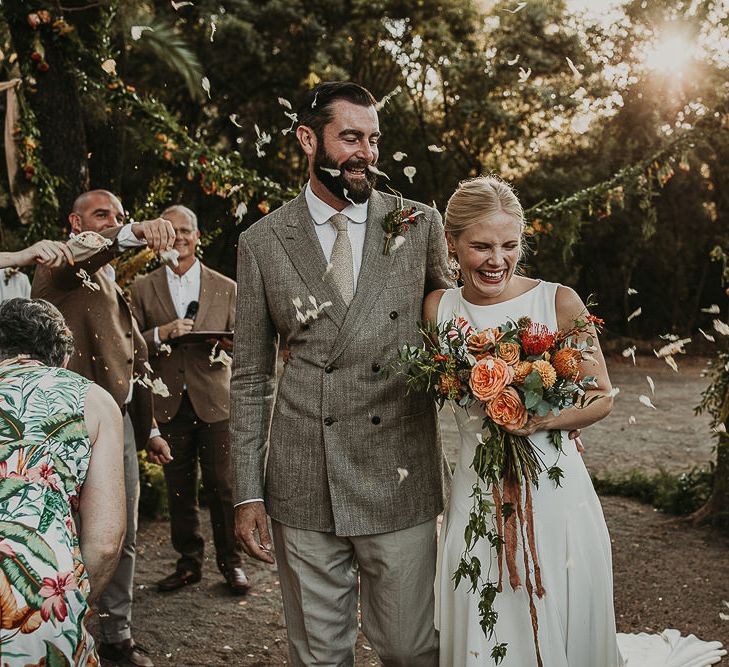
[444,175,525,238]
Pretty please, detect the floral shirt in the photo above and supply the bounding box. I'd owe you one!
[0,358,97,666]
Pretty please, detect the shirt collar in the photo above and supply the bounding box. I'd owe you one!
[305,182,368,225]
[166,258,200,282]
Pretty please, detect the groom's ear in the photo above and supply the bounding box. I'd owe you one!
[296,125,317,157]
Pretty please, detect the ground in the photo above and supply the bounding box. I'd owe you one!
[98,355,729,666]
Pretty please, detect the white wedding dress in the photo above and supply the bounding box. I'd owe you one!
[435,284,726,667]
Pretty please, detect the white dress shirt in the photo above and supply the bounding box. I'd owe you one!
[305,182,368,289]
[0,269,31,303]
[153,260,201,346]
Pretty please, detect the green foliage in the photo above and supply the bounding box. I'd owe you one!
[137,450,168,519]
[0,520,58,568]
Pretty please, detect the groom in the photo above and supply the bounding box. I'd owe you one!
[230,81,452,665]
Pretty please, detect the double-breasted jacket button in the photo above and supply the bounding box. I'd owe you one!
[372,363,381,373]
[324,416,335,427]
[389,311,398,320]
[325,365,334,374]
[126,358,133,364]
[125,330,133,338]
[371,415,381,425]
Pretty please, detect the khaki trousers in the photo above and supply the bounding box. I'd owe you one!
[272,518,439,667]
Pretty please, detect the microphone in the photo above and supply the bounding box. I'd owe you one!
[185,300,199,321]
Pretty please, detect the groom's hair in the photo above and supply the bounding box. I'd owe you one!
[297,82,377,139]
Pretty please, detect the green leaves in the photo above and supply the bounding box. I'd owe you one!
[0,521,58,569]
[0,407,24,441]
[522,370,544,410]
[547,466,564,488]
[0,440,33,464]
[0,550,43,608]
[0,477,28,504]
[39,413,85,445]
[45,640,71,667]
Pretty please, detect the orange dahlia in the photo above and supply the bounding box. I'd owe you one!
[532,359,557,389]
[553,347,582,380]
[513,361,533,385]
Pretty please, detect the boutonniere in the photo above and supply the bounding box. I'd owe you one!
[381,189,424,255]
[3,267,19,286]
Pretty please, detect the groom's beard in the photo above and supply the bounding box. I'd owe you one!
[314,144,377,204]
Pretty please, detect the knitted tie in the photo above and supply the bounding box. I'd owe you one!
[328,213,354,305]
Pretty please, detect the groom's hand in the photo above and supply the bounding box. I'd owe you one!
[235,502,274,564]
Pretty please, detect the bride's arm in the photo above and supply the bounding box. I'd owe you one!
[422,288,447,325]
[506,285,614,435]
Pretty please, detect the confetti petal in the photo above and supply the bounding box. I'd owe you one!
[392,151,407,162]
[397,467,409,484]
[229,114,242,128]
[502,2,527,13]
[234,202,248,221]
[507,55,520,66]
[367,164,389,179]
[701,304,720,314]
[639,394,656,410]
[171,1,193,8]
[621,346,636,365]
[320,167,341,177]
[627,287,638,295]
[518,66,532,83]
[278,97,292,110]
[210,22,216,42]
[664,355,679,372]
[403,165,417,184]
[699,328,716,342]
[628,415,636,425]
[201,76,211,99]
[101,58,117,76]
[627,307,642,322]
[646,376,655,395]
[566,56,583,80]
[713,319,729,336]
[427,144,446,152]
[374,85,401,111]
[130,26,153,41]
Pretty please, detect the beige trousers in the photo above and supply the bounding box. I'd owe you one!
[272,518,439,667]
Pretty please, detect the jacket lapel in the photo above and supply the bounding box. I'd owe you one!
[329,190,396,361]
[272,192,348,328]
[194,263,213,328]
[152,267,178,322]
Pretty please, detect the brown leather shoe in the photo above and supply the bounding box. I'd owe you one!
[223,566,251,595]
[98,638,154,667]
[156,569,201,592]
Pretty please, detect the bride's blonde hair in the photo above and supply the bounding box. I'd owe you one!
[444,175,525,238]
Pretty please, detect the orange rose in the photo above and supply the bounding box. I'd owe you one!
[467,328,503,358]
[497,342,520,366]
[469,356,514,403]
[487,386,528,429]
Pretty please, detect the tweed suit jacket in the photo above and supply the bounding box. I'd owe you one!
[31,225,153,449]
[129,263,236,424]
[230,189,453,536]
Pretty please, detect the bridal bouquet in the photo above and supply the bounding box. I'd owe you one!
[397,309,604,665]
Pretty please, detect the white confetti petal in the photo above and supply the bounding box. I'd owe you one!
[403,165,417,184]
[391,235,406,252]
[320,166,341,177]
[229,113,242,128]
[639,394,656,410]
[367,164,389,179]
[159,343,172,355]
[566,56,583,80]
[713,423,727,434]
[292,297,303,309]
[427,144,446,152]
[713,319,729,336]
[646,376,655,395]
[131,26,153,41]
[627,287,638,295]
[699,328,716,342]
[607,387,620,398]
[201,76,211,99]
[160,248,179,268]
[392,151,407,162]
[374,85,401,111]
[101,58,117,76]
[502,2,527,13]
[234,202,248,220]
[210,22,216,42]
[627,307,642,322]
[397,467,409,484]
[701,304,720,314]
[151,377,170,397]
[171,1,193,9]
[507,55,520,66]
[664,355,679,372]
[628,415,636,425]
[654,338,691,357]
[621,346,636,365]
[518,66,532,83]
[278,96,292,109]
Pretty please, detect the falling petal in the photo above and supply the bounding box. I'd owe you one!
[160,249,179,268]
[101,59,117,76]
[621,346,636,365]
[654,338,691,357]
[159,343,172,355]
[320,166,341,177]
[507,55,520,66]
[502,2,527,13]
[210,22,216,42]
[713,319,729,336]
[699,328,716,342]
[566,56,583,80]
[518,67,532,83]
[234,202,248,221]
[151,377,170,397]
[281,111,298,135]
[229,114,242,128]
[374,85,402,111]
[201,76,211,99]
[403,165,417,184]
[627,287,638,295]
[397,467,409,484]
[342,188,357,206]
[639,395,656,410]
[76,269,100,292]
[646,376,655,395]
[720,612,729,621]
[628,415,636,425]
[292,297,303,309]
[607,387,620,398]
[664,355,679,372]
[278,97,292,110]
[130,26,153,41]
[627,307,642,322]
[392,151,407,162]
[367,164,389,179]
[427,144,446,153]
[171,0,193,8]
[701,304,720,314]
[391,235,406,252]
[713,424,727,434]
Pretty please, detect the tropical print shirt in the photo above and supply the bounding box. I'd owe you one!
[0,357,97,666]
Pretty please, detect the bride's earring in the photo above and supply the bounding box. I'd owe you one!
[447,254,461,282]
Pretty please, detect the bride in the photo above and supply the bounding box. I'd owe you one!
[424,175,726,667]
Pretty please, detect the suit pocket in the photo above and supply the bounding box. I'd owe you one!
[265,413,316,501]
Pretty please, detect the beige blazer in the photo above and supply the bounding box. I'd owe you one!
[230,189,454,536]
[129,263,236,424]
[31,225,153,449]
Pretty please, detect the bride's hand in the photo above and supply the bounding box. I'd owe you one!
[502,414,553,437]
